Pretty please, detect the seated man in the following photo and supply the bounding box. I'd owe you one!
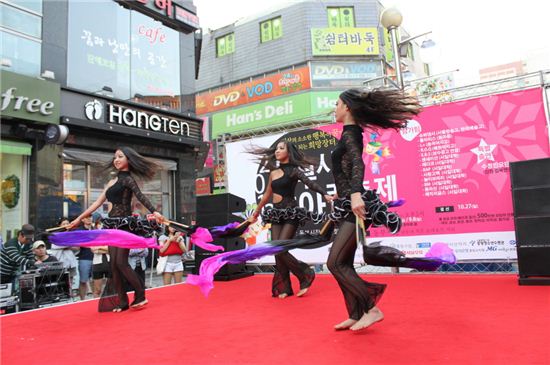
[0,224,36,285]
[32,241,58,264]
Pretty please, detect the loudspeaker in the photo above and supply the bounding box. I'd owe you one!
[19,272,71,309]
[193,237,253,280]
[197,193,246,215]
[510,158,550,285]
[197,213,244,228]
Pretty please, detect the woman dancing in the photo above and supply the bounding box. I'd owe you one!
[249,140,333,298]
[68,147,164,312]
[328,88,421,331]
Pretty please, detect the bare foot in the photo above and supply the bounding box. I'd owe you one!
[131,299,148,309]
[278,293,289,299]
[334,318,357,331]
[350,307,384,332]
[296,288,308,297]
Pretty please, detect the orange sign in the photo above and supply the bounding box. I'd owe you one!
[196,66,311,115]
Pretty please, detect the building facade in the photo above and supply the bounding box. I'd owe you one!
[1,0,204,239]
[195,0,429,142]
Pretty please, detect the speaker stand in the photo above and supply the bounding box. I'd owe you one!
[214,271,254,281]
[518,276,550,286]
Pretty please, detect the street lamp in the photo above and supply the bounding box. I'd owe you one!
[381,7,404,89]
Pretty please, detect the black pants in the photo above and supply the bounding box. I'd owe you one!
[108,247,145,306]
[271,223,315,297]
[327,220,386,320]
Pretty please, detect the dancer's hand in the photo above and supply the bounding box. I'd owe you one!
[351,192,366,220]
[324,194,334,203]
[66,218,80,230]
[248,211,259,223]
[153,211,165,224]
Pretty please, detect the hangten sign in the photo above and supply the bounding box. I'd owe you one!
[84,99,190,137]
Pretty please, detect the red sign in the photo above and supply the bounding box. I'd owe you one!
[196,66,311,115]
[195,177,211,196]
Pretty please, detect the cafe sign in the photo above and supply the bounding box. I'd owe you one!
[115,0,199,33]
[0,70,60,124]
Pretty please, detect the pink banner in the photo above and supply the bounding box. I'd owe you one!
[319,88,549,237]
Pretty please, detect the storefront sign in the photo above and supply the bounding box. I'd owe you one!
[0,71,60,124]
[196,66,311,115]
[61,90,203,143]
[82,99,190,136]
[115,0,199,33]
[310,61,382,87]
[211,93,312,136]
[311,27,380,56]
[211,91,345,137]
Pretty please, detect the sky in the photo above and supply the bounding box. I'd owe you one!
[193,0,550,86]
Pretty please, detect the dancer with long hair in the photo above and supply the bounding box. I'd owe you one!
[68,147,165,312]
[328,88,421,331]
[249,140,333,298]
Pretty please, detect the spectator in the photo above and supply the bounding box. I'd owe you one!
[50,218,79,293]
[128,248,148,285]
[32,240,58,263]
[76,216,94,300]
[0,224,36,285]
[158,226,187,285]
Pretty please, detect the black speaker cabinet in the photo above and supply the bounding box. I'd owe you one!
[197,212,244,228]
[193,237,253,281]
[197,193,246,215]
[510,158,550,285]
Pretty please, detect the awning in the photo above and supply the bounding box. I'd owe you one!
[62,147,177,171]
[1,140,32,156]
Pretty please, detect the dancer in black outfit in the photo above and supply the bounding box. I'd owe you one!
[250,141,333,298]
[329,88,421,331]
[69,147,164,312]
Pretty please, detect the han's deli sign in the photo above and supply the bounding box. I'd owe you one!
[196,66,311,115]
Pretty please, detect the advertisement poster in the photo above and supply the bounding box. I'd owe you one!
[225,88,549,263]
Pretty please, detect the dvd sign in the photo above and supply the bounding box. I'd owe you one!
[213,91,240,106]
[196,66,311,115]
[311,61,382,87]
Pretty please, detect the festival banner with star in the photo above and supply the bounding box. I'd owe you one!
[225,88,549,261]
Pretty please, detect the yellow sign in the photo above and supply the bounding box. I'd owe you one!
[311,27,380,56]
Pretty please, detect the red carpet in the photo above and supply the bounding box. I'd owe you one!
[1,274,549,365]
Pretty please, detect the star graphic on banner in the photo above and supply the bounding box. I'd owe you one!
[470,139,497,163]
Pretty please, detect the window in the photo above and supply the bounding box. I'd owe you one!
[327,7,355,27]
[66,0,181,111]
[216,33,235,57]
[0,1,42,77]
[424,63,430,76]
[407,43,415,61]
[260,17,282,43]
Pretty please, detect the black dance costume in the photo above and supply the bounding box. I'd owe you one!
[101,171,156,310]
[260,163,327,297]
[328,124,386,320]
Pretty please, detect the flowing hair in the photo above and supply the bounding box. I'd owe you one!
[339,88,422,130]
[104,146,160,180]
[247,140,318,171]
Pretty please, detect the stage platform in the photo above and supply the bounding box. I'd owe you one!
[1,274,549,365]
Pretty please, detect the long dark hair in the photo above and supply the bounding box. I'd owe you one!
[105,146,160,180]
[247,140,317,171]
[339,88,422,130]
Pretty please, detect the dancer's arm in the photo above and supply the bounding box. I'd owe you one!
[251,173,274,221]
[342,130,366,219]
[292,167,333,202]
[122,175,165,222]
[68,183,111,229]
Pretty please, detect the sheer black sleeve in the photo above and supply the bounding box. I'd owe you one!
[292,167,328,196]
[121,175,156,213]
[341,130,365,194]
